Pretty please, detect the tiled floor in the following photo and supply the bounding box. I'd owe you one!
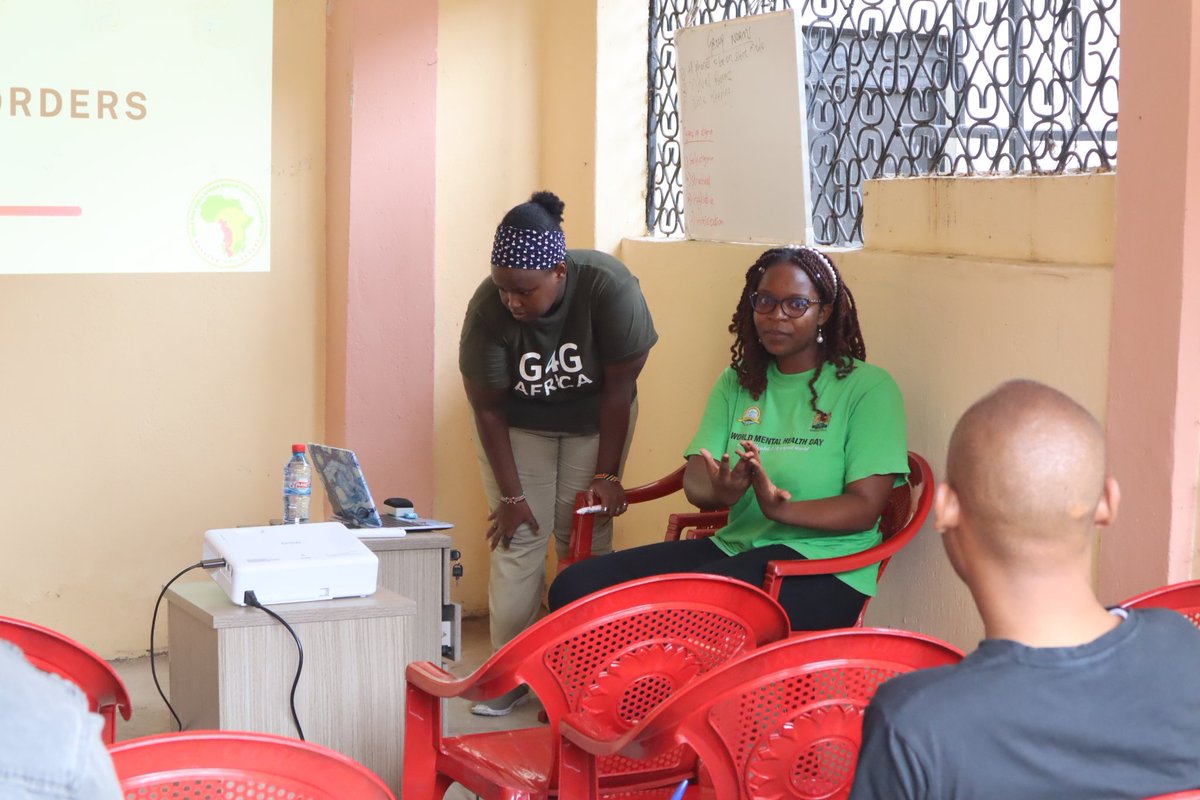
[111,615,541,799]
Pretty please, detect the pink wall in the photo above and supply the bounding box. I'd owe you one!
[325,0,437,512]
[1102,0,1200,599]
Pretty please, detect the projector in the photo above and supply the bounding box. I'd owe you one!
[202,522,379,606]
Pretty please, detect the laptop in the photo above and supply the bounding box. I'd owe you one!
[307,443,453,536]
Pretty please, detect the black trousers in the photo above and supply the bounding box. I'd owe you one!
[548,537,868,631]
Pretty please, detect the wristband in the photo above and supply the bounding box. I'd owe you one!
[592,472,621,483]
[500,494,527,505]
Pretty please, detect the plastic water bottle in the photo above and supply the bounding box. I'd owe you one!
[282,444,312,524]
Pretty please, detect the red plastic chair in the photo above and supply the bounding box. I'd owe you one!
[0,615,131,743]
[108,730,394,799]
[1120,579,1200,628]
[403,574,791,799]
[564,452,935,630]
[1145,793,1200,799]
[559,628,964,800]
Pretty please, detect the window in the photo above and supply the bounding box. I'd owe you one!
[648,0,1119,245]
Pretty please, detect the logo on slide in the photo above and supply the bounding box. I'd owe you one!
[188,180,267,268]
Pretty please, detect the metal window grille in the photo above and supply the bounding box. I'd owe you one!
[647,0,1120,245]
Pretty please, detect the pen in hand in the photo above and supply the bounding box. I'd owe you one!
[575,504,605,515]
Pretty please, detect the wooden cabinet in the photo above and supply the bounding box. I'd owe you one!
[166,582,415,792]
[362,531,461,663]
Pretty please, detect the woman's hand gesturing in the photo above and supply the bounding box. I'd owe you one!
[738,440,793,521]
[698,445,754,507]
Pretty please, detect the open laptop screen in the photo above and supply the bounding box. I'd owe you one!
[307,443,385,528]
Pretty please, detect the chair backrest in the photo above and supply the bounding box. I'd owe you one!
[0,616,131,743]
[622,629,963,800]
[872,451,934,584]
[474,574,790,784]
[108,730,395,799]
[1120,580,1200,629]
[837,452,934,628]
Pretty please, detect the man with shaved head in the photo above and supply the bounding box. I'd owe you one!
[851,380,1200,800]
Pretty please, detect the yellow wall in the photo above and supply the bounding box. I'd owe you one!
[433,0,545,614]
[0,2,327,658]
[539,1,597,249]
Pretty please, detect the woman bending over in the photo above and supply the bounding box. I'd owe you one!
[460,191,657,713]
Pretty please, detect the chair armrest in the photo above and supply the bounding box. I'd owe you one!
[762,530,917,596]
[665,511,728,541]
[407,649,535,703]
[560,712,628,757]
[405,661,473,697]
[625,465,687,503]
[559,711,675,762]
[567,491,597,565]
[405,660,516,704]
[99,669,133,721]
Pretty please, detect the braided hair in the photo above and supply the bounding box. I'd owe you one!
[728,247,866,413]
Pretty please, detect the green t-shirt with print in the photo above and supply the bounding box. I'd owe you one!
[459,249,658,434]
[684,360,908,596]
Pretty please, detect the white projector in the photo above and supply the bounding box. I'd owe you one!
[202,522,379,606]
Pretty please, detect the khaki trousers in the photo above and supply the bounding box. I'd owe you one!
[475,402,637,649]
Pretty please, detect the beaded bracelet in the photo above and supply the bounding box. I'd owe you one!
[592,472,621,483]
[500,494,527,505]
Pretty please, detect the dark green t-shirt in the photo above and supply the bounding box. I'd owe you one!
[684,360,908,595]
[459,249,658,434]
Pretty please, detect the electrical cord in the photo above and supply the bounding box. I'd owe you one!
[244,590,306,741]
[150,558,227,731]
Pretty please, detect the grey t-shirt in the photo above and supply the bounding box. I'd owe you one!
[850,608,1200,800]
[459,249,658,434]
[0,640,122,799]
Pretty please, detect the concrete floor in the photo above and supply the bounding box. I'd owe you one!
[110,615,541,799]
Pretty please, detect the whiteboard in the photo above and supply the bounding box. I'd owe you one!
[675,10,812,244]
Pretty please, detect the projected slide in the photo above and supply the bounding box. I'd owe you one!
[0,0,273,274]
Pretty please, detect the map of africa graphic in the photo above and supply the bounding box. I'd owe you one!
[188,180,267,268]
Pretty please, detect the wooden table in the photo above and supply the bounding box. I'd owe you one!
[362,530,461,662]
[167,581,415,792]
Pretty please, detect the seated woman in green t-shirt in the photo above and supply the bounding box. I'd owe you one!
[549,246,908,630]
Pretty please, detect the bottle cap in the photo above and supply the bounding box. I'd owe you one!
[292,443,306,453]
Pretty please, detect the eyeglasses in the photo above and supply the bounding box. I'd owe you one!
[749,292,823,318]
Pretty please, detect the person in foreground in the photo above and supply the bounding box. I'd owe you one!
[0,640,122,799]
[550,246,908,630]
[460,191,657,714]
[850,380,1200,800]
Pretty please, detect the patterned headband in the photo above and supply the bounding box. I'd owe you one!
[799,246,840,302]
[756,246,841,301]
[491,225,567,270]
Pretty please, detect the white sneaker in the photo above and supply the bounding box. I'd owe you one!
[469,686,530,717]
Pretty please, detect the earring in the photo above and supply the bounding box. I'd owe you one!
[816,326,825,344]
